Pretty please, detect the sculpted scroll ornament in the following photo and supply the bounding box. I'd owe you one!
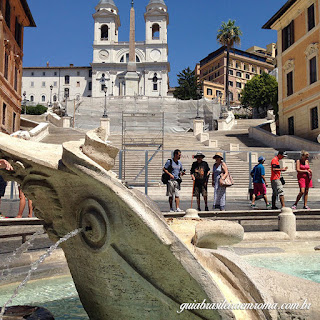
[305,43,319,58]
[283,59,294,71]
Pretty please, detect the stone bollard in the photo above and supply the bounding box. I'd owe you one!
[278,207,296,239]
[193,119,204,136]
[100,117,110,137]
[184,208,200,219]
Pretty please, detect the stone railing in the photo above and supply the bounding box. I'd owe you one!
[47,112,71,128]
[249,121,320,151]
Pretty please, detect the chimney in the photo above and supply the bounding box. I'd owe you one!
[70,64,74,67]
[46,61,50,67]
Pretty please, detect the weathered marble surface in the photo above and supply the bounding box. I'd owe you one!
[0,130,319,320]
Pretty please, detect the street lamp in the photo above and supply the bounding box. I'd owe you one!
[103,86,108,118]
[111,81,114,96]
[49,85,53,107]
[64,92,68,116]
[22,91,27,115]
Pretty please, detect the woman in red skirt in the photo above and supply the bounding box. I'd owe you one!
[292,151,313,210]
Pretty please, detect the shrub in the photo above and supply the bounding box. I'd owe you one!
[21,104,48,115]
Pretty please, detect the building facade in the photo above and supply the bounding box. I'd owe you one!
[198,46,275,105]
[0,0,35,134]
[22,0,170,103]
[22,65,92,104]
[264,0,320,141]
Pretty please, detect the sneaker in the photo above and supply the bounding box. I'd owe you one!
[272,206,279,210]
[250,204,256,208]
[197,207,201,211]
[266,203,272,209]
[170,208,175,213]
[303,206,311,210]
[291,205,297,210]
[205,206,209,211]
[175,208,183,212]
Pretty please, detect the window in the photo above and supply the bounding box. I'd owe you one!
[12,112,16,132]
[41,95,46,102]
[101,25,109,40]
[30,95,34,102]
[14,67,18,91]
[65,75,70,85]
[31,72,34,76]
[89,82,92,91]
[236,82,242,88]
[236,62,240,68]
[238,93,241,100]
[76,81,80,87]
[260,69,263,75]
[89,69,92,78]
[244,64,248,71]
[229,92,234,101]
[216,90,222,97]
[308,4,315,31]
[5,0,11,28]
[120,53,140,63]
[309,56,317,84]
[152,24,160,40]
[207,88,213,95]
[229,70,233,75]
[42,72,46,76]
[15,18,22,47]
[53,81,57,87]
[287,71,293,96]
[311,107,318,130]
[252,67,256,73]
[229,81,233,87]
[77,71,80,76]
[153,73,158,91]
[54,72,57,76]
[282,21,294,52]
[30,81,34,87]
[4,52,9,80]
[42,81,46,87]
[246,74,250,79]
[236,71,242,77]
[288,116,294,135]
[2,103,6,125]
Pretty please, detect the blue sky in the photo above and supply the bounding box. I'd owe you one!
[23,0,287,86]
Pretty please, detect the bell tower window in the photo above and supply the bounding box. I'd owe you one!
[101,25,109,40]
[152,73,158,91]
[152,24,160,40]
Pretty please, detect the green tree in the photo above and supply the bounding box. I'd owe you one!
[173,67,202,100]
[217,20,242,109]
[240,72,278,118]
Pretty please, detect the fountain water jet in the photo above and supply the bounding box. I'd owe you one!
[0,228,81,319]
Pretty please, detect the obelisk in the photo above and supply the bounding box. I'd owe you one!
[124,0,139,95]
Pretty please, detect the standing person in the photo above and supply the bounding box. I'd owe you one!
[271,151,288,209]
[163,149,185,212]
[190,152,210,211]
[251,156,271,209]
[16,187,33,218]
[212,152,229,211]
[292,150,313,210]
[0,159,13,219]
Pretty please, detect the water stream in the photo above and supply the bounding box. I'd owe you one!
[0,229,45,282]
[0,228,82,320]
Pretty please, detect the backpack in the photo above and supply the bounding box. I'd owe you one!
[161,159,172,184]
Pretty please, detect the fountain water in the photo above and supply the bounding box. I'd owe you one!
[0,229,45,282]
[0,228,81,320]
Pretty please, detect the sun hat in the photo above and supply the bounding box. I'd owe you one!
[258,156,265,163]
[193,151,205,158]
[213,152,223,160]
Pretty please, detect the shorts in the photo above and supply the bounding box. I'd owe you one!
[253,183,266,196]
[271,179,284,197]
[166,180,180,198]
[194,183,207,197]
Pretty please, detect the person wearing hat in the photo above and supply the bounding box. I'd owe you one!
[270,151,288,209]
[190,152,210,211]
[212,152,229,211]
[250,156,271,209]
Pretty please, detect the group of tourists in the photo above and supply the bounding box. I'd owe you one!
[163,149,313,212]
[163,149,231,212]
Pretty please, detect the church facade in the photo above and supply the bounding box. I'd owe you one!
[92,0,170,97]
[22,0,170,103]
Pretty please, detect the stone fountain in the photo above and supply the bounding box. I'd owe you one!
[0,129,319,320]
